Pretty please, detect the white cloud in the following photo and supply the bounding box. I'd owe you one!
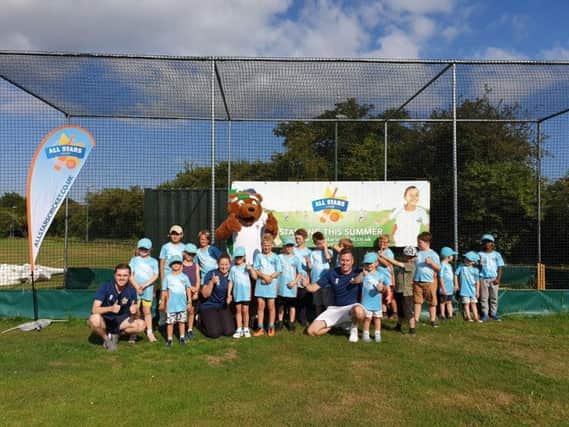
[474,47,528,60]
[541,46,569,60]
[0,0,458,59]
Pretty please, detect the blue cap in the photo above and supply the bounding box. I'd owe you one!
[363,252,378,264]
[233,246,246,257]
[137,238,152,250]
[282,237,296,246]
[169,254,183,265]
[184,243,198,254]
[440,246,458,258]
[481,233,495,242]
[464,251,480,262]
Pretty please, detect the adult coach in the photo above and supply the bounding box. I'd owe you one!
[88,263,145,351]
[200,254,235,338]
[304,249,365,342]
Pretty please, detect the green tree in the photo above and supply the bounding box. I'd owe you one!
[0,192,26,236]
[542,175,569,264]
[87,187,144,238]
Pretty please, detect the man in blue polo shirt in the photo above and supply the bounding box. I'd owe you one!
[88,263,146,351]
[304,249,365,342]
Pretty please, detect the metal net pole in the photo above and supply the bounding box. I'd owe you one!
[452,63,458,252]
[536,122,542,263]
[210,59,216,242]
[384,121,388,181]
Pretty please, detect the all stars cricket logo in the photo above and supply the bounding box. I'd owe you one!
[44,132,87,171]
[312,186,349,223]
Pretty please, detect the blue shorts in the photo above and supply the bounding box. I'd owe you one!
[102,313,130,334]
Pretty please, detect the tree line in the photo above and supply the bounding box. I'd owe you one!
[1,96,567,264]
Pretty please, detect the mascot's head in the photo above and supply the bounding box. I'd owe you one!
[228,188,264,227]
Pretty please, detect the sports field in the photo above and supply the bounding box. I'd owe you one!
[1,315,567,426]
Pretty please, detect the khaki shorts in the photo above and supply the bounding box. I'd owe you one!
[413,281,437,307]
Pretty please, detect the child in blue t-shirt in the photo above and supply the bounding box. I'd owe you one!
[456,251,481,323]
[414,232,442,327]
[478,234,505,321]
[227,246,254,339]
[293,228,312,326]
[196,229,222,281]
[251,234,282,336]
[310,231,333,315]
[277,237,305,332]
[129,238,159,342]
[377,234,397,319]
[438,246,458,320]
[361,252,386,343]
[162,255,192,346]
[159,224,186,325]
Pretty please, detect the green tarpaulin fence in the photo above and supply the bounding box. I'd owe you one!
[0,289,567,319]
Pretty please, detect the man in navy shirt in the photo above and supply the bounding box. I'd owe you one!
[88,263,145,351]
[304,249,365,342]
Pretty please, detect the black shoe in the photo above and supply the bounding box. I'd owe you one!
[394,323,402,332]
[431,321,439,328]
[287,322,296,332]
[409,328,416,335]
[275,320,284,331]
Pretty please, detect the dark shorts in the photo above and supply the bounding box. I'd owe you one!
[439,294,453,303]
[277,296,297,308]
[313,287,332,306]
[394,293,414,321]
[234,300,250,306]
[102,313,130,334]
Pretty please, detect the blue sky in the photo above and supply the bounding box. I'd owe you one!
[1,0,569,200]
[1,0,569,60]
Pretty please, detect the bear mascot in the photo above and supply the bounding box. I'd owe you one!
[215,189,279,263]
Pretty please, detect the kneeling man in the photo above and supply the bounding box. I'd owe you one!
[88,263,145,351]
[305,249,365,342]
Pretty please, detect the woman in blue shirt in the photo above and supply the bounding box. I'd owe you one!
[200,254,235,338]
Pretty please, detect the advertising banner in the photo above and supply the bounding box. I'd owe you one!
[27,126,96,269]
[232,181,430,247]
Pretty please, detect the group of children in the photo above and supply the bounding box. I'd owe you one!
[127,224,505,345]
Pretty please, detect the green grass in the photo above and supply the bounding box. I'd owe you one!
[1,315,568,426]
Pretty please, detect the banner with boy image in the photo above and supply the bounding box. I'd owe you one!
[232,181,430,247]
[27,125,96,270]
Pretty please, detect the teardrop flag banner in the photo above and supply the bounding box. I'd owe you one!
[27,125,96,271]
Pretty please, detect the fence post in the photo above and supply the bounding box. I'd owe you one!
[227,120,232,196]
[210,58,216,242]
[452,63,458,253]
[384,121,388,181]
[536,122,542,264]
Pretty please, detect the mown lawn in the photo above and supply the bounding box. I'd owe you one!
[0,315,568,426]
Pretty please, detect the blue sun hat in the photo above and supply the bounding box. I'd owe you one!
[169,254,183,265]
[184,243,198,254]
[440,246,458,258]
[137,238,152,250]
[363,252,378,264]
[233,246,246,257]
[464,251,480,263]
[282,237,296,246]
[481,233,495,242]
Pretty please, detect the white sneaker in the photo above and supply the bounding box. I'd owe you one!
[233,328,242,339]
[375,333,382,343]
[243,328,251,338]
[349,327,359,343]
[362,332,371,343]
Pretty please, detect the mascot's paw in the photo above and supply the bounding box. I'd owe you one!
[225,213,242,233]
[265,212,279,237]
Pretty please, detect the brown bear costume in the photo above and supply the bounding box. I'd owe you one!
[215,189,278,263]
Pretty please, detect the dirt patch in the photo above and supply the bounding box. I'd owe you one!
[206,348,238,367]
